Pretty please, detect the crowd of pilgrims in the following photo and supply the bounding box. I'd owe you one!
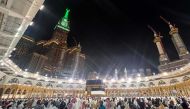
[0,97,190,109]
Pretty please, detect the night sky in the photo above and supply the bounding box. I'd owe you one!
[24,0,190,74]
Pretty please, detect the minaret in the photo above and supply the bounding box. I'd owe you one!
[124,68,127,78]
[148,25,170,64]
[160,16,190,59]
[114,69,118,80]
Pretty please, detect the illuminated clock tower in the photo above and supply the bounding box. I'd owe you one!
[53,8,70,44]
[36,9,85,78]
[43,9,70,75]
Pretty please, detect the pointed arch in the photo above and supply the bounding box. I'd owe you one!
[183,76,190,81]
[149,82,155,86]
[24,80,32,85]
[56,84,63,88]
[170,79,179,84]
[158,80,166,85]
[46,83,53,88]
[130,84,136,87]
[22,90,27,95]
[120,84,126,88]
[17,89,22,94]
[11,89,16,94]
[8,78,19,84]
[139,83,146,87]
[36,82,42,86]
[4,88,11,94]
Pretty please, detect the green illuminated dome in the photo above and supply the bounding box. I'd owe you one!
[56,8,70,31]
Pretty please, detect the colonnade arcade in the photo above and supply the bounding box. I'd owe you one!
[1,79,190,99]
[1,58,190,99]
[0,74,190,99]
[105,79,190,97]
[0,85,84,99]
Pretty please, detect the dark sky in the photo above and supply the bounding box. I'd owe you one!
[24,0,190,74]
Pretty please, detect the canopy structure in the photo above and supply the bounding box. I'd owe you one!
[0,0,45,61]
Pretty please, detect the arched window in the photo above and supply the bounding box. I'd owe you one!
[8,78,19,84]
[120,84,126,88]
[24,81,32,85]
[46,83,53,88]
[36,82,42,86]
[183,76,190,81]
[130,84,136,87]
[4,88,11,94]
[11,89,16,94]
[149,82,155,86]
[170,79,179,84]
[22,90,27,95]
[158,80,166,85]
[56,84,63,88]
[139,83,146,87]
[17,89,22,94]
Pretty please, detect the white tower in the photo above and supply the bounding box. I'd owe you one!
[148,25,170,65]
[160,16,190,59]
[124,67,127,78]
[114,69,118,80]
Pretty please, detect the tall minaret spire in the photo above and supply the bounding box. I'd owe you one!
[160,16,190,59]
[124,68,127,78]
[148,25,170,64]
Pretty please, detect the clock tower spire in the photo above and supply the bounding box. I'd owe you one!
[56,8,70,31]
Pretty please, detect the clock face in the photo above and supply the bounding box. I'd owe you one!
[61,21,68,27]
